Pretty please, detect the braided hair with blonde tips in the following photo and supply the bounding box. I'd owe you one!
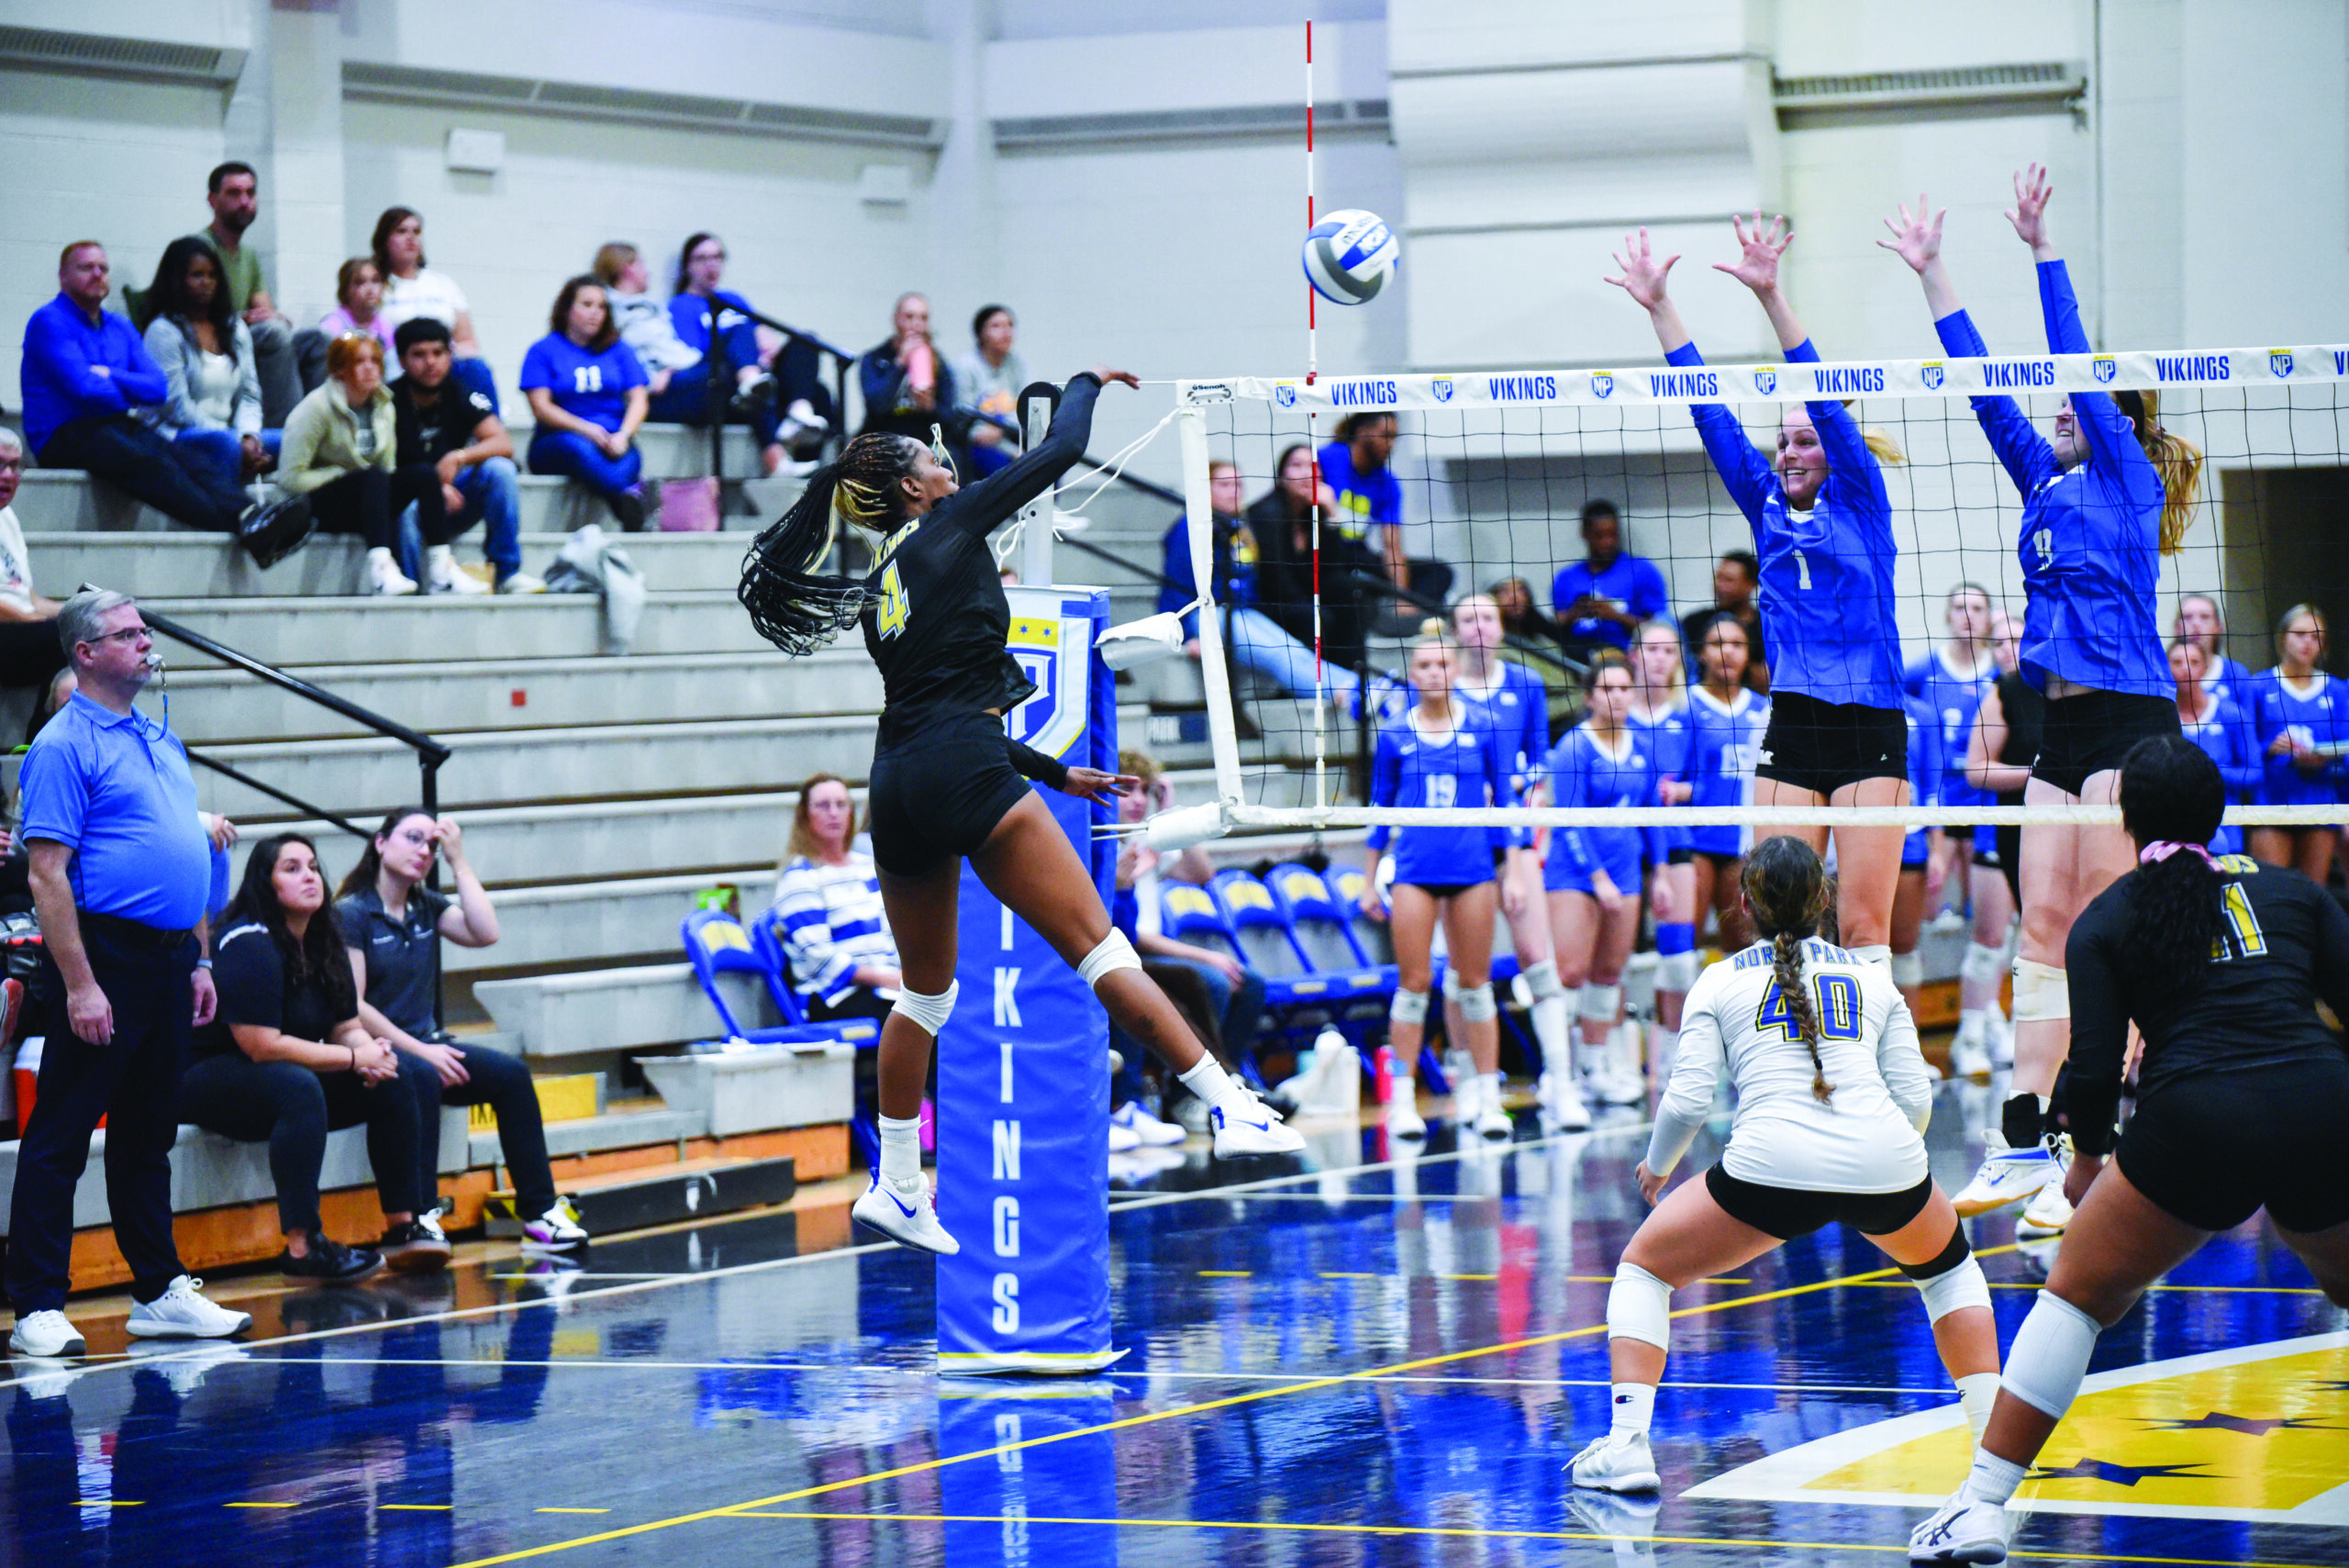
[739,432,922,656]
[1741,834,1837,1103]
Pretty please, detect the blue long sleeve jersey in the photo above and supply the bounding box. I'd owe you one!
[1904,649,1997,811]
[1629,701,1693,863]
[1668,338,1904,710]
[1366,702,1514,886]
[1543,722,1661,882]
[1686,685,1772,857]
[2181,694,2261,854]
[2244,670,2349,806]
[1457,662,1553,852]
[1932,261,2168,698]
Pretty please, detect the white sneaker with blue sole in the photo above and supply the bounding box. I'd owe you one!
[1210,1090,1306,1156]
[852,1174,962,1254]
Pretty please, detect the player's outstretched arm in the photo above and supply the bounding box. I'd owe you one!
[1713,212,1809,356]
[1879,194,1964,320]
[1605,227,1692,355]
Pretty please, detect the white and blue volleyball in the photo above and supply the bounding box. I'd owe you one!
[1302,209,1398,306]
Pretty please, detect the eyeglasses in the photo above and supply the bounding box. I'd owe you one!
[89,627,150,645]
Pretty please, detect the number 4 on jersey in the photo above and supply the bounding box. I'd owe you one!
[875,561,910,640]
[1754,972,1865,1041]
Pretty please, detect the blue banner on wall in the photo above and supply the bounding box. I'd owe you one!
[936,585,1123,1374]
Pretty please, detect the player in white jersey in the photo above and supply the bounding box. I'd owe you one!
[1570,835,2000,1496]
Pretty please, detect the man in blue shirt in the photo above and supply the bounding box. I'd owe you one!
[1317,412,1453,630]
[6,591,252,1357]
[21,243,262,536]
[1551,499,1671,654]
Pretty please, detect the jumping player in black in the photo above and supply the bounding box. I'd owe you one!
[1909,735,2349,1563]
[740,368,1303,1255]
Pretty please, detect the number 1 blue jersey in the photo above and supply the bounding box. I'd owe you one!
[1687,685,1771,856]
[1367,703,1513,886]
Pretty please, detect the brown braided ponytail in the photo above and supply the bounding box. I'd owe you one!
[1741,834,1836,1103]
[739,433,923,656]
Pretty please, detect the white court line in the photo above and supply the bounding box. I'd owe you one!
[0,1125,1651,1394]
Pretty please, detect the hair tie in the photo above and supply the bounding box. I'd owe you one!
[2139,840,2217,868]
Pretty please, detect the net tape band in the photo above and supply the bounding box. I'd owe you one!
[1222,804,2349,830]
[1179,345,2349,413]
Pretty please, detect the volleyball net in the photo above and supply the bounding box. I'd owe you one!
[1153,343,2349,842]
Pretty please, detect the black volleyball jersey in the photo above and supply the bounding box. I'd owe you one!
[2066,856,2349,1153]
[860,374,1099,748]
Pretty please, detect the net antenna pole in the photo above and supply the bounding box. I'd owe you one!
[1180,406,1247,810]
[1019,388,1057,587]
[1304,19,1328,809]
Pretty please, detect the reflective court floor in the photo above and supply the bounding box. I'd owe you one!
[5,1083,2346,1568]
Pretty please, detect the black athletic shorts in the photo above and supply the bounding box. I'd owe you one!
[1695,850,1743,874]
[865,710,1035,877]
[1707,1166,1936,1240]
[1394,881,1487,899]
[1753,691,1911,797]
[2114,1058,2349,1234]
[2032,689,2180,796]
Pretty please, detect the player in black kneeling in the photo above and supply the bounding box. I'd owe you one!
[1910,734,2349,1563]
[740,369,1304,1256]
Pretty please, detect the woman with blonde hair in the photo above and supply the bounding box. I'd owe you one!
[1885,166,2205,1228]
[2245,605,2348,881]
[1628,617,1698,1080]
[1360,619,1519,1140]
[740,369,1303,1254]
[770,773,901,1025]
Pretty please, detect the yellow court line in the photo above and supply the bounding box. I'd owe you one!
[382,1503,452,1511]
[719,1509,2335,1568]
[1842,1280,2330,1296]
[226,1501,298,1509]
[1196,1269,1251,1277]
[446,1251,1987,1567]
[75,1499,140,1507]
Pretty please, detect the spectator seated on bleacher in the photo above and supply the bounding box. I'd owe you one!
[394,318,539,595]
[372,206,497,410]
[1678,548,1770,693]
[858,293,960,462]
[1108,750,1264,1142]
[133,236,280,494]
[1319,411,1453,632]
[0,431,69,725]
[178,833,449,1284]
[126,162,305,427]
[1160,459,1360,709]
[595,243,699,400]
[768,773,902,1027]
[278,331,447,595]
[521,276,650,533]
[336,808,586,1251]
[1247,441,1375,681]
[22,241,302,546]
[952,304,1026,477]
[318,255,395,360]
[659,233,828,475]
[1551,498,1669,659]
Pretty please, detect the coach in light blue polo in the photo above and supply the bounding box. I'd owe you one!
[5,589,250,1353]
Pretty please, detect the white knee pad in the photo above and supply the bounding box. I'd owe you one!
[2011,958,2070,1023]
[1960,940,2005,988]
[1522,958,1566,1001]
[1076,929,1142,989]
[1607,1262,1673,1351]
[1914,1255,1992,1324]
[1890,950,1923,988]
[1658,950,1699,992]
[1577,983,1622,1023]
[1456,982,1497,1023]
[1849,942,1892,971]
[1389,987,1431,1025]
[890,980,960,1037]
[2000,1290,2103,1418]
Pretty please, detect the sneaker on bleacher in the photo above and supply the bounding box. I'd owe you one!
[367,547,419,596]
[1112,1100,1188,1147]
[425,544,491,595]
[497,570,548,595]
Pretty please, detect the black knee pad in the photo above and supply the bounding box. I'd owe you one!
[1897,1224,1972,1281]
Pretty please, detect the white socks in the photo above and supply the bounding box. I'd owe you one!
[878,1113,923,1189]
[1178,1054,1249,1114]
[1960,1449,2026,1507]
[1958,1372,2000,1441]
[1479,1070,1503,1104]
[1609,1381,1656,1438]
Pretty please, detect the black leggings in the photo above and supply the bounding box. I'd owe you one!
[179,1051,430,1236]
[405,1040,556,1218]
[305,463,450,553]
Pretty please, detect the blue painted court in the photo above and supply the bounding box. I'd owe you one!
[6,1089,2343,1567]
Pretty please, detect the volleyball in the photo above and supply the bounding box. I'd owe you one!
[1302,208,1398,305]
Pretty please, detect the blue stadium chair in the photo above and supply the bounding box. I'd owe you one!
[747,914,886,1165]
[680,909,879,1050]
[1208,869,1311,980]
[1266,862,1378,973]
[1156,881,1245,962]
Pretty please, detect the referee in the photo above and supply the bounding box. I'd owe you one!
[5,590,250,1358]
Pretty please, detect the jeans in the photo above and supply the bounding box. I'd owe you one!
[649,365,782,448]
[4,918,195,1311]
[406,1040,554,1218]
[38,414,250,532]
[529,429,645,527]
[306,463,449,553]
[171,427,281,495]
[400,457,522,582]
[178,1050,431,1236]
[1110,954,1266,1106]
[0,617,68,701]
[1222,606,1363,704]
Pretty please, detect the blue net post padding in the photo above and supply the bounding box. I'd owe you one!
[937,585,1121,1373]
